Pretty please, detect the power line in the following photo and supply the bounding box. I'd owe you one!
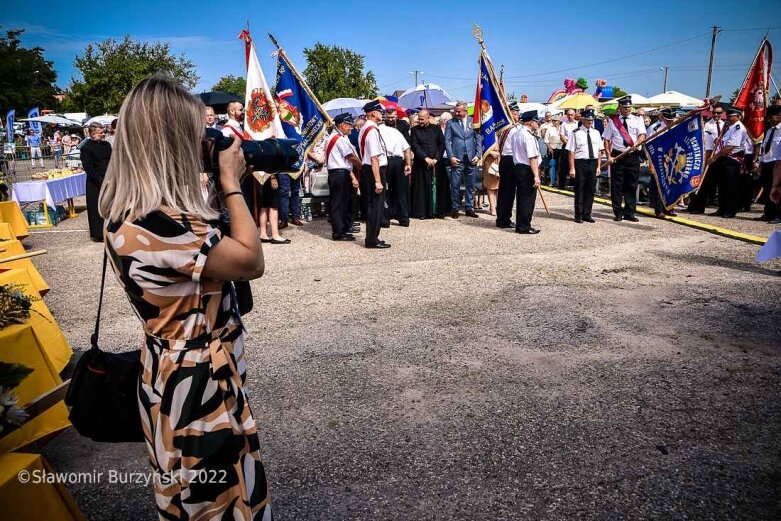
[503,31,712,79]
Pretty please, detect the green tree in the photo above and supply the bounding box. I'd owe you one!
[611,85,628,99]
[0,28,59,113]
[212,75,246,97]
[729,88,740,105]
[302,43,378,102]
[62,36,198,115]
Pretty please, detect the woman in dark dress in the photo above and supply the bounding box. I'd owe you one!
[80,122,112,241]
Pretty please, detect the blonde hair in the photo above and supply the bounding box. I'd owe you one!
[99,76,218,222]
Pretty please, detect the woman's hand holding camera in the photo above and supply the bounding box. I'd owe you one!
[219,135,246,193]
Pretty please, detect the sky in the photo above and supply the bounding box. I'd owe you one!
[4,0,781,105]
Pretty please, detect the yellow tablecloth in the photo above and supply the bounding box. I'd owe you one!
[0,452,86,520]
[0,222,15,240]
[0,325,70,453]
[0,239,49,296]
[0,268,72,373]
[0,200,29,239]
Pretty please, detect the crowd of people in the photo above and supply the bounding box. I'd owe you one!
[204,94,781,249]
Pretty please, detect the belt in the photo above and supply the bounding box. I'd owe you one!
[388,155,404,160]
[611,149,637,157]
[328,168,350,173]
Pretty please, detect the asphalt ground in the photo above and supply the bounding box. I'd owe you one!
[16,190,781,520]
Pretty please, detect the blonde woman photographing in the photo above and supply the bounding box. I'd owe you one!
[98,77,272,520]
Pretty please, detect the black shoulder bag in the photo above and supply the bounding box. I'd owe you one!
[65,252,144,443]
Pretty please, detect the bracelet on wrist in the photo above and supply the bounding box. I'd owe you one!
[223,191,243,199]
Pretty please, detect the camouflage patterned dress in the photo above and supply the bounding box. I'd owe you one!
[105,208,272,520]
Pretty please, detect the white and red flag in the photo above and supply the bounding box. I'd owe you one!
[734,38,773,142]
[238,29,283,140]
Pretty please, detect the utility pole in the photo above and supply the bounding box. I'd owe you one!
[409,70,424,86]
[705,25,721,98]
[660,66,669,92]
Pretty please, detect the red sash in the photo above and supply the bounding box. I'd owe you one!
[498,125,516,154]
[610,116,634,147]
[325,134,341,166]
[359,125,376,155]
[224,123,247,141]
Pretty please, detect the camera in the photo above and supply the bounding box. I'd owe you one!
[201,128,300,184]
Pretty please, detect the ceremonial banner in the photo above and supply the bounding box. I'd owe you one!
[273,53,328,177]
[643,112,706,210]
[734,38,772,142]
[27,107,40,135]
[6,109,14,143]
[238,31,283,141]
[472,51,511,161]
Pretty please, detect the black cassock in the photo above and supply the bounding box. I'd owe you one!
[410,124,444,218]
[80,139,112,241]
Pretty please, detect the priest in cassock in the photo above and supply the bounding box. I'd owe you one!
[410,109,445,219]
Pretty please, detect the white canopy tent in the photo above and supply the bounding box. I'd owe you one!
[640,91,703,107]
[83,115,117,127]
[516,102,563,118]
[18,114,83,126]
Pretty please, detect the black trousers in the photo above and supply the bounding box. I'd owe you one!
[514,163,537,231]
[610,151,640,217]
[496,155,516,226]
[760,161,780,219]
[688,156,720,213]
[717,157,742,216]
[386,157,409,224]
[85,177,104,241]
[648,174,665,214]
[574,159,597,219]
[328,169,351,237]
[359,167,372,221]
[555,148,568,189]
[362,165,387,246]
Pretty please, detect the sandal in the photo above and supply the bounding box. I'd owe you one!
[270,238,291,244]
[260,238,271,243]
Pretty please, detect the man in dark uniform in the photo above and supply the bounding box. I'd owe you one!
[511,110,542,234]
[566,109,603,223]
[645,107,678,218]
[495,102,521,228]
[326,113,362,240]
[603,96,647,221]
[757,105,781,223]
[707,107,748,218]
[358,100,390,249]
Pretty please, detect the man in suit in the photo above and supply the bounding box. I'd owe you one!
[445,101,482,218]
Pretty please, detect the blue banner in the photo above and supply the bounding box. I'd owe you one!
[643,112,706,210]
[473,52,510,160]
[28,107,41,135]
[6,110,14,143]
[274,54,328,177]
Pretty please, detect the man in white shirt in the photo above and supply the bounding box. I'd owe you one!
[602,96,647,221]
[707,107,748,218]
[359,100,390,249]
[379,119,412,227]
[645,108,678,218]
[539,111,554,139]
[510,110,542,234]
[495,103,521,228]
[758,105,781,222]
[557,109,579,188]
[566,109,603,223]
[221,101,246,140]
[326,113,363,240]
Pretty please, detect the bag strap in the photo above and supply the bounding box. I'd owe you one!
[91,251,108,350]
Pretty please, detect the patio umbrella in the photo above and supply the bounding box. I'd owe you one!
[555,93,600,110]
[322,98,369,118]
[19,114,83,126]
[378,98,406,118]
[398,83,454,109]
[84,115,117,127]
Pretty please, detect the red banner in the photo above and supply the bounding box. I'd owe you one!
[237,29,253,71]
[734,39,773,142]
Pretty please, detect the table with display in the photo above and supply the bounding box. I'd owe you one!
[11,173,87,228]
